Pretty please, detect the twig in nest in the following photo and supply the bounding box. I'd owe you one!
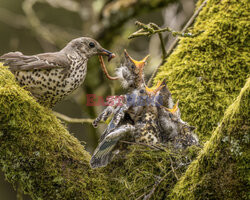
[129,184,154,198]
[137,173,170,200]
[141,162,181,200]
[142,177,162,200]
[169,155,179,180]
[98,55,118,80]
[53,111,94,124]
[120,140,165,151]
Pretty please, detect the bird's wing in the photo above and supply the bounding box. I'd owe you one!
[90,136,119,168]
[100,105,128,141]
[90,124,135,168]
[0,51,69,72]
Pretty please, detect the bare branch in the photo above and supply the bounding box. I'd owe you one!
[147,0,208,86]
[53,111,94,124]
[149,23,167,59]
[44,0,80,12]
[128,21,195,39]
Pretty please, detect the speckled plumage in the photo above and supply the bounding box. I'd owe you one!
[0,37,114,107]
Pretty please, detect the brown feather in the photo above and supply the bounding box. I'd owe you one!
[0,51,70,72]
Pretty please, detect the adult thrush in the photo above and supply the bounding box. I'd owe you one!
[0,37,115,107]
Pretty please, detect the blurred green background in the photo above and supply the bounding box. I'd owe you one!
[0,0,196,199]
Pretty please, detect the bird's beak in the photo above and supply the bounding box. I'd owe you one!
[145,81,164,96]
[124,49,149,69]
[165,100,179,114]
[99,49,116,62]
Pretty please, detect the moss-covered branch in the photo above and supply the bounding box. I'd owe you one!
[0,0,249,199]
[169,77,250,199]
[155,0,249,140]
[0,66,198,199]
[0,65,107,199]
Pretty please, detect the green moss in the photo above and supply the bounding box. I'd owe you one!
[101,145,200,199]
[0,62,201,200]
[101,0,249,199]
[0,64,107,199]
[0,62,201,199]
[0,0,249,199]
[169,77,250,200]
[155,0,249,141]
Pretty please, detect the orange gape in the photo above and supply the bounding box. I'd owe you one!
[98,55,118,80]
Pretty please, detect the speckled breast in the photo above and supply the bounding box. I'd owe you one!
[134,111,161,145]
[14,60,87,107]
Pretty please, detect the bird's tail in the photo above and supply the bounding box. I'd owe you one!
[0,51,38,72]
[90,138,119,168]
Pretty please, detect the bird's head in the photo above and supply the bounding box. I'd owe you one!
[116,50,149,89]
[67,37,115,61]
[159,101,198,148]
[124,49,149,79]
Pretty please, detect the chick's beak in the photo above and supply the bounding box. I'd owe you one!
[124,49,149,69]
[99,49,115,62]
[165,100,179,114]
[146,81,164,96]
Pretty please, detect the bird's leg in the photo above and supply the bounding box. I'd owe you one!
[92,106,114,128]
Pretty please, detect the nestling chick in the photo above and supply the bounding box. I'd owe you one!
[116,49,149,89]
[91,51,150,168]
[91,50,199,168]
[158,101,198,148]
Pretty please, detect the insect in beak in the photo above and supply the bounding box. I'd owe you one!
[98,55,118,80]
[99,49,116,62]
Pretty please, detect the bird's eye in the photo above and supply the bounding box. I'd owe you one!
[130,64,135,69]
[139,89,145,94]
[89,42,95,48]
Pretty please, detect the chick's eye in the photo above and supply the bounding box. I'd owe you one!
[89,42,95,48]
[139,89,145,94]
